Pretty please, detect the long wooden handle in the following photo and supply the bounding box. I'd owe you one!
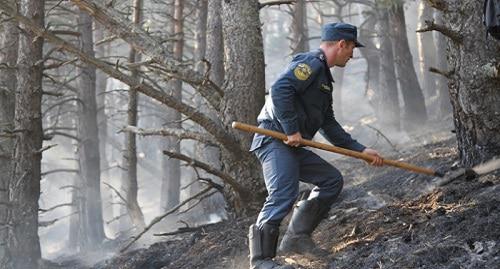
[232,121,443,177]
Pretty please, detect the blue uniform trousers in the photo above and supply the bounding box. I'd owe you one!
[254,139,343,228]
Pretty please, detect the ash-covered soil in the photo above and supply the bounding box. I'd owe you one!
[50,135,500,269]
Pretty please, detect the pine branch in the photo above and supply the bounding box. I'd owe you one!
[416,20,462,43]
[121,125,218,147]
[162,150,244,196]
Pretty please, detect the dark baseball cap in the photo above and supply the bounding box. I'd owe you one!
[321,22,364,48]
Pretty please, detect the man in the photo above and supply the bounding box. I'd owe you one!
[247,22,384,269]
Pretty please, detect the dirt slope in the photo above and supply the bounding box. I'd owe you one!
[53,135,499,269]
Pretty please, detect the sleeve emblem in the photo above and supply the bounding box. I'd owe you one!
[293,63,312,81]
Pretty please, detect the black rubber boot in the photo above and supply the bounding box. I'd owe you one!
[279,199,330,255]
[249,223,295,269]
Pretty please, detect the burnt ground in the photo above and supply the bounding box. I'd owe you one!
[49,134,500,269]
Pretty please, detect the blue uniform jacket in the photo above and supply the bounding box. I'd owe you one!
[250,49,366,152]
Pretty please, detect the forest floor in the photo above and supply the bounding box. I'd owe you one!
[49,130,500,269]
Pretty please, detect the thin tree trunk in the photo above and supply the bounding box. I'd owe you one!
[434,11,452,118]
[161,0,182,212]
[0,13,18,269]
[94,22,112,228]
[359,12,380,119]
[417,1,437,100]
[207,0,224,86]
[442,1,500,166]
[290,0,309,54]
[9,0,44,267]
[389,3,428,129]
[190,0,226,223]
[122,0,145,230]
[376,6,400,131]
[76,10,105,248]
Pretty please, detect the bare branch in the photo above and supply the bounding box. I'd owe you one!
[416,20,461,43]
[39,211,77,228]
[0,2,246,158]
[41,169,79,177]
[39,202,73,213]
[70,0,224,111]
[365,124,400,153]
[120,186,213,252]
[44,57,78,70]
[259,0,295,9]
[50,30,81,37]
[154,221,218,237]
[429,67,454,79]
[106,212,127,225]
[121,125,218,146]
[44,131,80,141]
[176,190,218,215]
[162,150,244,196]
[33,144,57,155]
[103,182,128,205]
[42,90,64,97]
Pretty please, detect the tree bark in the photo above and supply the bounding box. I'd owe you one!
[122,0,145,230]
[161,0,182,212]
[76,10,105,248]
[376,6,400,131]
[0,12,18,269]
[389,2,428,129]
[190,0,226,223]
[220,0,267,213]
[434,10,452,118]
[9,0,44,267]
[440,1,500,166]
[94,21,112,227]
[290,0,309,54]
[417,1,437,100]
[359,12,380,120]
[206,0,224,87]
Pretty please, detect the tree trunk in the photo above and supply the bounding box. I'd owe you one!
[122,0,145,230]
[220,0,267,213]
[376,6,400,131]
[441,1,500,166]
[76,10,105,248]
[9,0,44,267]
[207,0,224,87]
[290,0,309,54]
[0,13,18,269]
[389,3,428,129]
[190,0,226,223]
[161,0,182,212]
[434,10,452,118]
[417,1,437,100]
[359,12,381,119]
[94,21,112,228]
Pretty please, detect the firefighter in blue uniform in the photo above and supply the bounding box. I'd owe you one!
[248,22,384,269]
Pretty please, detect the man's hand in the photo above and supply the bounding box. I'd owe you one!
[285,132,302,147]
[362,148,384,166]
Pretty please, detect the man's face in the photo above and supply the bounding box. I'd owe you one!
[334,40,355,67]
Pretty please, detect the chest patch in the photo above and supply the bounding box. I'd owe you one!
[293,63,312,81]
[320,83,332,93]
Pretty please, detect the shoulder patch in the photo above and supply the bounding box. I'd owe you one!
[293,63,312,81]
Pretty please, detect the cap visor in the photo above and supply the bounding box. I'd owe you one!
[354,40,365,48]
